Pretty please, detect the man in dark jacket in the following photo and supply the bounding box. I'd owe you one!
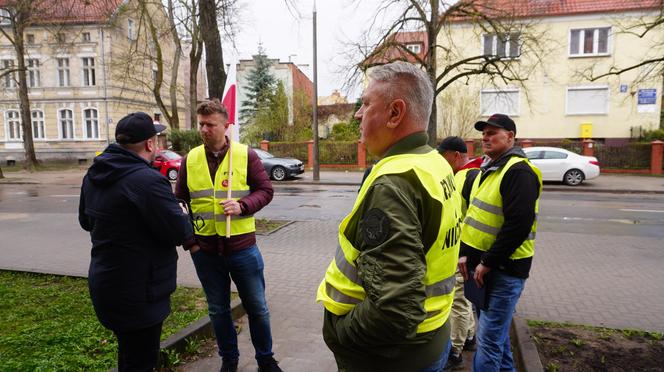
[79,112,193,371]
[458,114,542,372]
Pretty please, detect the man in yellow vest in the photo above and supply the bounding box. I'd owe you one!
[437,136,481,370]
[458,114,542,372]
[317,61,462,371]
[174,99,282,372]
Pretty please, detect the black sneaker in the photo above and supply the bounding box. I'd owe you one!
[444,352,463,371]
[257,356,283,372]
[220,359,238,372]
[463,335,477,351]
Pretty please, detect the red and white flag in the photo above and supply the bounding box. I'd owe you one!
[222,61,239,142]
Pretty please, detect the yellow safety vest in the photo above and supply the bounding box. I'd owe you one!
[460,156,542,260]
[454,167,479,217]
[186,144,255,236]
[316,150,462,334]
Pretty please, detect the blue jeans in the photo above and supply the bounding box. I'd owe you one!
[191,244,274,363]
[420,339,451,372]
[473,271,525,372]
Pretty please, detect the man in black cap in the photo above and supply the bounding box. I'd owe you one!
[457,113,542,372]
[79,112,193,371]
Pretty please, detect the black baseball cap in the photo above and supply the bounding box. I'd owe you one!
[437,136,467,154]
[115,112,166,144]
[474,113,517,135]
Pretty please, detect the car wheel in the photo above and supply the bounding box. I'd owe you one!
[167,168,178,181]
[271,166,287,181]
[563,169,584,186]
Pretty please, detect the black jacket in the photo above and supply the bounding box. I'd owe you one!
[459,146,540,278]
[79,144,192,332]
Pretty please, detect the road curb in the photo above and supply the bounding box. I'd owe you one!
[512,315,544,372]
[160,298,245,356]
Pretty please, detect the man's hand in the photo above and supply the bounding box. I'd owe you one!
[189,244,201,254]
[458,256,469,280]
[179,202,189,215]
[220,199,242,216]
[474,263,492,288]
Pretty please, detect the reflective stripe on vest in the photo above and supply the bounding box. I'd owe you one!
[460,156,542,260]
[316,150,462,334]
[186,144,256,236]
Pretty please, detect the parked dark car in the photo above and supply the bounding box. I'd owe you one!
[153,149,182,181]
[253,148,304,181]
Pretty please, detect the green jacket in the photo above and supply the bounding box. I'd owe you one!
[322,132,451,372]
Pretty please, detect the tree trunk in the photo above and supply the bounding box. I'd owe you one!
[426,0,439,147]
[13,10,38,170]
[167,0,181,129]
[0,166,4,179]
[200,0,226,99]
[189,39,203,129]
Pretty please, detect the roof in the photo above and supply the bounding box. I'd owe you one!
[451,0,663,20]
[361,31,428,68]
[0,0,124,25]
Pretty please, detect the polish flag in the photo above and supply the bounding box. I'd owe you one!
[222,61,239,142]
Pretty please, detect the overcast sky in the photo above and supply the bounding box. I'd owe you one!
[223,0,395,101]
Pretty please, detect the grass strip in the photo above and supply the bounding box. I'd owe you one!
[0,270,207,371]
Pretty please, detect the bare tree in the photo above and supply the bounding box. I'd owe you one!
[0,1,40,170]
[345,0,547,145]
[438,84,479,139]
[108,0,185,129]
[584,4,664,83]
[200,0,224,99]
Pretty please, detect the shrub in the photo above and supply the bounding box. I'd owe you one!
[168,129,202,154]
[642,129,664,141]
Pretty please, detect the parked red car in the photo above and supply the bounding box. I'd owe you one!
[153,149,182,181]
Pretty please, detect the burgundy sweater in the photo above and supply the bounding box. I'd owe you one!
[175,140,274,255]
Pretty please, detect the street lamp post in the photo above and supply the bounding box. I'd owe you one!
[312,1,320,180]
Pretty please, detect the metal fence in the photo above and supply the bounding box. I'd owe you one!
[594,143,651,169]
[269,142,309,163]
[319,141,357,164]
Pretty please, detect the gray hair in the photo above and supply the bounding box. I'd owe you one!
[369,61,434,126]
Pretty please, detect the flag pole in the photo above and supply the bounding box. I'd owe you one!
[226,135,233,238]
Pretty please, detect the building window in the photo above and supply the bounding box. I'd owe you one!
[26,33,35,44]
[483,33,520,58]
[57,58,70,87]
[405,43,421,54]
[127,18,136,40]
[82,57,96,86]
[82,32,91,42]
[570,27,610,56]
[32,110,45,139]
[0,8,10,25]
[1,59,16,88]
[56,32,66,43]
[59,109,74,139]
[6,110,21,140]
[27,59,40,87]
[566,86,609,115]
[480,89,520,116]
[83,108,99,139]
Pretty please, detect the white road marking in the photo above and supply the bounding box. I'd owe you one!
[619,209,664,213]
[50,195,79,197]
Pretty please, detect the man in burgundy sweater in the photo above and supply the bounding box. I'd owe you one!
[175,99,281,372]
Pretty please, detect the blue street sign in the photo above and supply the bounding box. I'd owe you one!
[638,89,657,105]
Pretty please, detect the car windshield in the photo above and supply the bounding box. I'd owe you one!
[254,149,274,159]
[161,150,181,160]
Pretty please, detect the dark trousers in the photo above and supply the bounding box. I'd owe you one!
[114,322,163,372]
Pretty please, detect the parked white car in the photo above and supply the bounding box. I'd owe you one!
[523,147,600,186]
